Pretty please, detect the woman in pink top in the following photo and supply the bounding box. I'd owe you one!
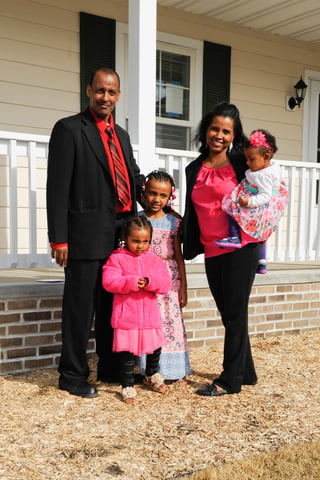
[183,103,261,397]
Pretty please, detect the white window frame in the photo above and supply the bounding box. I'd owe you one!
[116,24,203,142]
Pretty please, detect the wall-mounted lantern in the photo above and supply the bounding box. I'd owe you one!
[287,76,308,110]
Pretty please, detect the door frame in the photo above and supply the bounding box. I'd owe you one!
[302,69,320,163]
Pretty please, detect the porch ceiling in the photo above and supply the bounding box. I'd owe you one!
[157,0,320,44]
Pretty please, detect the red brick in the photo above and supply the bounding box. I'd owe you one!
[293,302,309,310]
[195,310,216,319]
[286,294,303,301]
[273,320,294,329]
[39,345,61,355]
[207,319,222,327]
[0,313,21,324]
[8,300,37,310]
[284,312,301,320]
[8,324,38,335]
[40,299,62,308]
[7,348,36,359]
[256,323,275,332]
[250,296,267,304]
[276,285,293,292]
[25,358,55,369]
[40,322,61,332]
[268,295,285,302]
[23,311,51,321]
[186,300,205,309]
[1,338,23,348]
[25,335,54,346]
[55,333,62,342]
[293,284,310,291]
[273,303,293,312]
[0,361,23,374]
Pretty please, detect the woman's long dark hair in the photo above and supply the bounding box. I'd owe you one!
[195,102,244,155]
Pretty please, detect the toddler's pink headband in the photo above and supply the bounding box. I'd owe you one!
[250,131,273,151]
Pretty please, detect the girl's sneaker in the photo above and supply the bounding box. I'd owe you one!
[143,373,167,393]
[121,386,137,404]
[215,236,242,249]
[256,263,267,274]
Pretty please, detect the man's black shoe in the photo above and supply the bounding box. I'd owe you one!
[59,378,98,398]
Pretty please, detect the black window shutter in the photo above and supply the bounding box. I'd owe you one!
[80,12,116,111]
[202,41,231,116]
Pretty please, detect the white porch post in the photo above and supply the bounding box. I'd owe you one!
[128,0,157,174]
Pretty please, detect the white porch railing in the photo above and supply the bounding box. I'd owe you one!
[1,131,320,268]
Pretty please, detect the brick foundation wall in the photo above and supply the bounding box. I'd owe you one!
[184,281,320,348]
[1,268,320,375]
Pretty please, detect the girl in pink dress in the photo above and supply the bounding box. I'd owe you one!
[139,171,191,384]
[102,215,171,404]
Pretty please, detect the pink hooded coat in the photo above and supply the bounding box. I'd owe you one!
[102,248,172,330]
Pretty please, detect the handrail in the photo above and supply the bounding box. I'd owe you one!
[1,131,320,267]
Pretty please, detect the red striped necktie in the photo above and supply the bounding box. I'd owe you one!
[106,126,130,206]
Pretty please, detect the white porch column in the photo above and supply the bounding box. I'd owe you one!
[128,0,157,174]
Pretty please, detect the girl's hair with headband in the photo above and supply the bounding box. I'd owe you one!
[244,129,278,155]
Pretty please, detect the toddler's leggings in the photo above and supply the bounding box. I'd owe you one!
[120,348,161,388]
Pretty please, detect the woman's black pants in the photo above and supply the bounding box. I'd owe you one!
[205,242,261,393]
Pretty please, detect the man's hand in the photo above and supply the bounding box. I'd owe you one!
[51,246,68,267]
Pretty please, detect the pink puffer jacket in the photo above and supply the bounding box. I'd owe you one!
[102,248,172,330]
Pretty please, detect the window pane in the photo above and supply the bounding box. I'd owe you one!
[161,52,190,87]
[156,124,190,150]
[156,50,190,121]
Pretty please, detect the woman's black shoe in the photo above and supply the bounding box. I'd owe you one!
[196,383,229,397]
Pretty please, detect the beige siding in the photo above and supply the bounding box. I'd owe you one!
[0,0,320,159]
[157,5,320,161]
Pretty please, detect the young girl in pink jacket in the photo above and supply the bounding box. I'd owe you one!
[102,215,172,404]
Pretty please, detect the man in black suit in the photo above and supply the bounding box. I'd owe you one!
[47,68,144,397]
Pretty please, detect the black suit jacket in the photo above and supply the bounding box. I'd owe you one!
[182,149,248,260]
[47,108,144,260]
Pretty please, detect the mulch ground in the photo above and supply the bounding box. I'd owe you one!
[1,330,320,480]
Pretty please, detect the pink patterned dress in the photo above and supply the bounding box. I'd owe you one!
[222,163,289,241]
[139,212,191,380]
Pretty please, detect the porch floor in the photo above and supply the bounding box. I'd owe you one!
[0,261,320,289]
[0,262,319,281]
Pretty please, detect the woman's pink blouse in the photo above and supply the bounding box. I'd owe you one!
[191,163,259,258]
